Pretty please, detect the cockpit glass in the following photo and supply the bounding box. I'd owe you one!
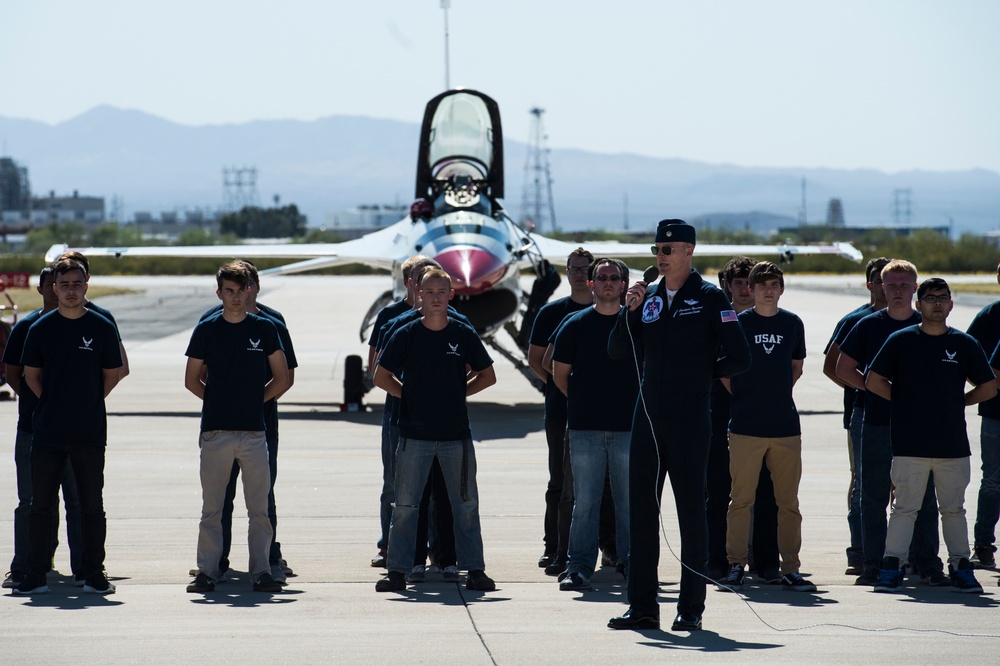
[428,93,494,176]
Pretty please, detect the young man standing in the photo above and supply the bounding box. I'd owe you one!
[868,278,995,593]
[721,262,814,592]
[551,258,638,591]
[13,258,122,595]
[528,247,596,574]
[823,257,890,576]
[836,260,945,587]
[184,262,289,594]
[373,269,497,593]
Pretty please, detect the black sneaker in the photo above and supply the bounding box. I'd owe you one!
[972,546,996,569]
[854,568,879,586]
[949,559,984,594]
[919,569,951,587]
[82,572,116,595]
[781,572,816,592]
[186,572,215,593]
[2,570,25,589]
[466,570,496,591]
[375,571,406,592]
[74,573,87,588]
[721,563,744,591]
[12,574,48,595]
[253,572,282,592]
[558,571,592,591]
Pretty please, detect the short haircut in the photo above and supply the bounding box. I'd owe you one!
[217,261,249,290]
[723,256,756,284]
[866,257,891,283]
[419,268,452,289]
[412,259,443,286]
[38,265,55,287]
[917,277,951,301]
[995,261,1000,276]
[401,254,432,282]
[880,259,918,282]
[566,247,594,267]
[57,250,90,276]
[588,257,629,283]
[52,258,87,280]
[717,268,726,289]
[748,261,784,288]
[237,259,260,288]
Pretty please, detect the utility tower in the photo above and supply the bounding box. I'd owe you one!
[520,108,557,232]
[222,166,260,212]
[797,177,807,226]
[892,188,912,226]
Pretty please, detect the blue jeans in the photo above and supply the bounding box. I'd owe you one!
[859,423,941,571]
[567,430,630,578]
[386,438,485,574]
[974,416,1000,550]
[378,416,399,552]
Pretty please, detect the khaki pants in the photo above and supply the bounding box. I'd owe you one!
[726,433,803,574]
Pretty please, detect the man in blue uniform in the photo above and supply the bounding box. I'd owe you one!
[607,219,751,632]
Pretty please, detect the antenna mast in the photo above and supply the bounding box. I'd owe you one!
[520,107,557,233]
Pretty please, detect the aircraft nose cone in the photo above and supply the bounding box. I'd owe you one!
[434,248,509,295]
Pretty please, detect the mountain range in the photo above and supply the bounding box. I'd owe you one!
[2,105,999,235]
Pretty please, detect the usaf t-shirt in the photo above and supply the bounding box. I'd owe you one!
[1,308,44,434]
[839,309,921,426]
[871,326,993,458]
[729,308,806,438]
[552,307,639,432]
[378,318,493,441]
[530,296,590,423]
[967,300,1000,419]
[21,309,123,446]
[825,303,874,428]
[185,312,283,433]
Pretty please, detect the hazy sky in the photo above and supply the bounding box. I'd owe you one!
[2,0,998,174]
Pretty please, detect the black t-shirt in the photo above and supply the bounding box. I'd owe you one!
[1,308,45,433]
[552,307,639,431]
[21,309,123,446]
[529,296,590,422]
[378,318,493,441]
[839,309,921,426]
[825,303,874,428]
[967,300,1000,419]
[86,301,123,342]
[369,300,411,347]
[729,308,806,438]
[871,326,993,457]
[185,312,283,433]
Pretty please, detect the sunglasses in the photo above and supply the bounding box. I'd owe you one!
[650,245,673,256]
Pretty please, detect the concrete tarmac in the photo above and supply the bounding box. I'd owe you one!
[2,274,999,664]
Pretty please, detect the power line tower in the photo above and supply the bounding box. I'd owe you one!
[520,107,557,232]
[222,166,260,212]
[892,188,912,226]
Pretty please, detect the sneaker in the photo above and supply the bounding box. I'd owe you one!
[919,569,951,587]
[466,569,496,591]
[2,571,25,589]
[371,551,387,568]
[280,559,294,576]
[845,563,863,576]
[407,565,426,583]
[186,573,215,593]
[442,565,460,581]
[854,568,879,586]
[721,563,744,591]
[253,572,282,593]
[375,571,406,592]
[559,571,592,591]
[270,563,288,585]
[972,546,996,569]
[949,559,984,594]
[12,574,48,595]
[188,566,229,582]
[780,572,816,591]
[874,568,903,593]
[74,573,86,588]
[82,573,116,595]
[758,567,783,584]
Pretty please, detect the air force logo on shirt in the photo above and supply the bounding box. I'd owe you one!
[79,336,94,351]
[247,338,263,352]
[755,333,784,355]
[447,342,461,356]
[943,349,957,364]
[642,296,664,323]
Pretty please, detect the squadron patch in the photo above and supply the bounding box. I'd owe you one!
[642,296,664,323]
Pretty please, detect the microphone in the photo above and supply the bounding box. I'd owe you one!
[626,266,660,308]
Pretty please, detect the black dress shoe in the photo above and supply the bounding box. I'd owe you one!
[544,557,568,576]
[671,612,702,631]
[607,609,660,630]
[537,552,557,568]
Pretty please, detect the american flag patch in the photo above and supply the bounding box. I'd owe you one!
[720,310,738,323]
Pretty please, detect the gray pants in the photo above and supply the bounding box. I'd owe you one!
[196,430,272,581]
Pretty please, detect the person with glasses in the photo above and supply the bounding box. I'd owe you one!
[607,219,751,633]
[822,256,891,577]
[867,278,994,594]
[550,258,638,591]
[837,260,946,588]
[719,262,815,593]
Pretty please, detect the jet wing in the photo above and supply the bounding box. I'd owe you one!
[45,218,416,275]
[525,233,863,264]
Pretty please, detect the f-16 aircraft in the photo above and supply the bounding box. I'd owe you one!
[46,89,861,385]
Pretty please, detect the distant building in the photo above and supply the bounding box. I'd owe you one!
[30,190,105,223]
[324,203,408,239]
[826,198,845,227]
[0,157,31,213]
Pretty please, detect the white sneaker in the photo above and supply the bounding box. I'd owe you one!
[270,563,287,585]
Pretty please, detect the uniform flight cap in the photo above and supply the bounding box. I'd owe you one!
[655,219,696,245]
